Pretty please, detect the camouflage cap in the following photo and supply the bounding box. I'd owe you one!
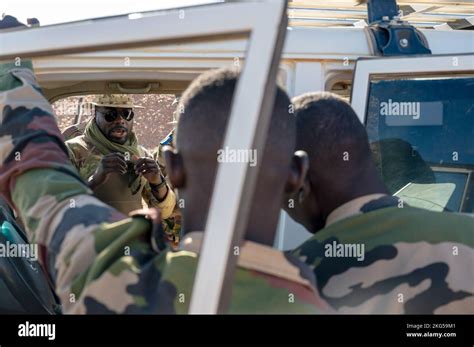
[90,94,144,109]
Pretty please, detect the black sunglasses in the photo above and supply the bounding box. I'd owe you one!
[98,108,135,122]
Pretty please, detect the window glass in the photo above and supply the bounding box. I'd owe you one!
[365,75,474,212]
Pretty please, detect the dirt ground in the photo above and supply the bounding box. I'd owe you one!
[53,94,176,150]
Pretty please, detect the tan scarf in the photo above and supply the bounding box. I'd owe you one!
[84,119,146,194]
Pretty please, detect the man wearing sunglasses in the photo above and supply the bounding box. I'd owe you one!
[64,94,176,223]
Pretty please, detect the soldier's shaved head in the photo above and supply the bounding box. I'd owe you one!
[295,92,373,182]
[164,68,307,245]
[284,92,388,233]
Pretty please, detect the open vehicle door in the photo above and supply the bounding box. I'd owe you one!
[0,0,288,314]
[351,54,474,213]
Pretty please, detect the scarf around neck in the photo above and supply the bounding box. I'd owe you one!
[84,119,143,157]
[84,119,146,195]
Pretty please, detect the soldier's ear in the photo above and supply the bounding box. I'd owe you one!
[163,146,186,189]
[285,150,308,195]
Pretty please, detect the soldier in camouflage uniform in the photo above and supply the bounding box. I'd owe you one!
[151,129,182,247]
[0,16,328,313]
[62,121,88,141]
[285,92,474,314]
[63,94,181,245]
[62,119,181,245]
[64,95,174,216]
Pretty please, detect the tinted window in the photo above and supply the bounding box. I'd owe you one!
[365,76,474,213]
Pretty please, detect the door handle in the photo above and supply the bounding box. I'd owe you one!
[108,82,160,93]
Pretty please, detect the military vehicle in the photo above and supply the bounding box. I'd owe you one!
[0,0,473,314]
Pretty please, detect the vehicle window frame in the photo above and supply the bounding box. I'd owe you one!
[350,53,474,123]
[350,53,474,213]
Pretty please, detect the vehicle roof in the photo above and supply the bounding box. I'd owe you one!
[32,1,473,32]
[25,1,473,100]
[32,26,473,67]
[288,0,474,30]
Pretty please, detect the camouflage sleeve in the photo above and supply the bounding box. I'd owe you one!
[144,143,182,245]
[141,182,176,219]
[142,183,181,246]
[161,207,182,248]
[61,121,87,142]
[0,60,159,313]
[139,146,176,219]
[64,141,80,171]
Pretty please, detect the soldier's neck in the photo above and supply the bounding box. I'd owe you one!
[321,172,389,223]
[245,199,280,246]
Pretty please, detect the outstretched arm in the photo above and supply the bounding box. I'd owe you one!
[0,48,158,313]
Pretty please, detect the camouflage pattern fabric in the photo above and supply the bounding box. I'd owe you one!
[62,122,181,244]
[162,209,181,248]
[291,195,474,314]
[0,60,326,314]
[153,130,182,247]
[90,94,143,109]
[65,131,176,219]
[62,121,87,142]
[165,232,331,314]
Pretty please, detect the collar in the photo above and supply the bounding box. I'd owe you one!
[180,231,316,289]
[325,194,389,227]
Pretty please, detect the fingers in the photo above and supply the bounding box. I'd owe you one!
[135,157,156,167]
[135,158,159,175]
[103,153,126,162]
[103,162,127,174]
[136,164,159,175]
[101,153,127,174]
[99,155,160,176]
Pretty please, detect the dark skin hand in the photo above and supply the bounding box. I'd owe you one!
[88,154,168,200]
[135,158,168,201]
[92,106,168,200]
[135,157,169,201]
[88,153,127,190]
[135,157,161,185]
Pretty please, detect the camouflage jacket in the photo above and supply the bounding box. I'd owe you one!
[62,121,88,142]
[65,133,181,245]
[62,122,181,245]
[65,134,176,218]
[0,60,327,314]
[291,194,474,314]
[151,130,182,245]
